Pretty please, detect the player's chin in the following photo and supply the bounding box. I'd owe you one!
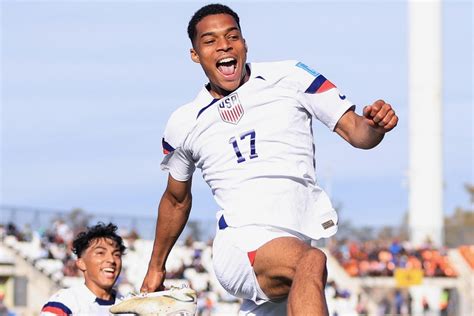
[217,72,242,89]
[218,77,242,92]
[101,275,118,286]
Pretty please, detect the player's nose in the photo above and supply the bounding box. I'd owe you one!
[104,251,115,263]
[216,37,231,51]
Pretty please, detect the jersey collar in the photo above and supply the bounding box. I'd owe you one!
[78,283,116,305]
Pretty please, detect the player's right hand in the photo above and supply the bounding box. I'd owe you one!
[140,267,166,293]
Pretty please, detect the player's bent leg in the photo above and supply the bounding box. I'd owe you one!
[287,247,328,316]
[252,237,328,316]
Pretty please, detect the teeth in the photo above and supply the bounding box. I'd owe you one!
[103,268,115,273]
[218,57,235,64]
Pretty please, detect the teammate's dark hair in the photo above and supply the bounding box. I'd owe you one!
[72,222,126,258]
[187,3,241,44]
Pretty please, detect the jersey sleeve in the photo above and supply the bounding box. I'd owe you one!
[40,290,74,315]
[160,107,196,181]
[289,61,355,131]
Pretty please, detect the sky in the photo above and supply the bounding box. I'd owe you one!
[1,0,472,232]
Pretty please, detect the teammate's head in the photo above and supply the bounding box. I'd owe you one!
[73,222,126,258]
[73,223,126,297]
[188,3,249,98]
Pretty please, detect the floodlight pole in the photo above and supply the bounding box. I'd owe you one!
[408,0,444,248]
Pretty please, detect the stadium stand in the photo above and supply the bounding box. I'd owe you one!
[1,219,473,315]
[459,245,474,269]
[329,239,458,278]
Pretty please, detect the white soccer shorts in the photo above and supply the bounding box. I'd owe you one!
[212,218,312,309]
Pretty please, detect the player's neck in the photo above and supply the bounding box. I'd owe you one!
[85,281,113,301]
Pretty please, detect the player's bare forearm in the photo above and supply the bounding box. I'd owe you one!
[147,176,193,271]
[149,193,192,269]
[141,178,192,292]
[335,100,398,149]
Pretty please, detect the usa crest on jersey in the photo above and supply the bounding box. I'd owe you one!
[217,93,244,124]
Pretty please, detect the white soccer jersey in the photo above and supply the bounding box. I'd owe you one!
[40,283,121,315]
[161,60,354,240]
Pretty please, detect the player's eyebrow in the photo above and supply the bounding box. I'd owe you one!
[200,27,239,39]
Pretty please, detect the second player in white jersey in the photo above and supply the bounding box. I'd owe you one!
[161,60,353,240]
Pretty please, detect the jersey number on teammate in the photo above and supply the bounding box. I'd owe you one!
[229,129,258,163]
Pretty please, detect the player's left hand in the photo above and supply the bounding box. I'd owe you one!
[363,99,398,134]
[140,267,166,293]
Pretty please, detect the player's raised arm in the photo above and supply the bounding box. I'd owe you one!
[334,99,398,149]
[141,175,193,293]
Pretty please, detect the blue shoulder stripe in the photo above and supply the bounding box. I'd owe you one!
[162,138,175,153]
[305,75,327,94]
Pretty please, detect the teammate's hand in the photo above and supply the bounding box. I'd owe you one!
[363,99,398,134]
[140,267,166,293]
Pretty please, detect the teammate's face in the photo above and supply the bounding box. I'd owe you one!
[76,237,122,299]
[190,13,248,99]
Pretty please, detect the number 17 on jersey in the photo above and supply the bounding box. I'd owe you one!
[229,129,258,164]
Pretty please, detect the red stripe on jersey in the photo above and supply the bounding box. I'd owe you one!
[227,110,235,122]
[230,108,238,121]
[247,250,257,266]
[237,104,243,115]
[317,80,336,93]
[41,306,69,315]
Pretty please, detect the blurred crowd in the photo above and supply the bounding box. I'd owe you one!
[459,245,474,269]
[328,238,458,278]
[0,222,242,315]
[1,221,80,278]
[1,221,470,316]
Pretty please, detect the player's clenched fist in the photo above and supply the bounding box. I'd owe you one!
[363,99,398,133]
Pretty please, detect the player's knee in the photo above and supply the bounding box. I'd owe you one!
[304,248,327,265]
[298,248,327,280]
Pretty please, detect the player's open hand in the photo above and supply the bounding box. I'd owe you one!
[140,267,166,293]
[363,99,398,134]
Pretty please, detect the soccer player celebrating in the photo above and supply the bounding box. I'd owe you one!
[141,3,398,315]
[41,223,126,315]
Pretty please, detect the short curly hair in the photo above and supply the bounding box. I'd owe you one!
[72,222,126,258]
[187,3,241,44]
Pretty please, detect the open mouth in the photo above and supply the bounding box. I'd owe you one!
[102,267,116,278]
[216,57,237,77]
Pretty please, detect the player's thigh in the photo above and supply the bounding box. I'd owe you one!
[253,236,314,299]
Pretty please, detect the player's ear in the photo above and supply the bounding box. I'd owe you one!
[244,39,248,52]
[76,258,86,272]
[190,48,200,64]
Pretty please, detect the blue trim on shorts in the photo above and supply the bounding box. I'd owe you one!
[218,215,228,230]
